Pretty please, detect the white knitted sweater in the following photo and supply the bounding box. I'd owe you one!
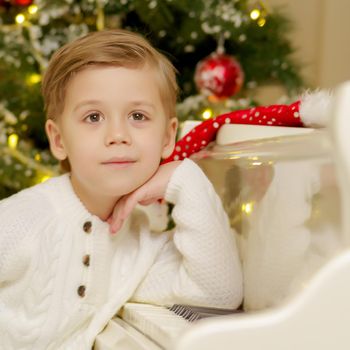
[0,159,242,350]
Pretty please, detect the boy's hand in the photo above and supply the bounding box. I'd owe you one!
[108,161,182,234]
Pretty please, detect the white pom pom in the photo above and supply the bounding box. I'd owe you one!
[299,89,333,127]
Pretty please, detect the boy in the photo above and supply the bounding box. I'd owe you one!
[0,29,242,349]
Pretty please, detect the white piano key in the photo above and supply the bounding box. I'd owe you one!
[121,303,190,348]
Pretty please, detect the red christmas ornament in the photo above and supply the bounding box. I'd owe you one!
[12,0,33,6]
[194,53,244,100]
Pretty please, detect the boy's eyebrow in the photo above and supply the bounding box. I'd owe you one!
[129,100,156,111]
[73,100,156,111]
[73,100,101,112]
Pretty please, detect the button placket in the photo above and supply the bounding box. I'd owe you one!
[78,220,93,298]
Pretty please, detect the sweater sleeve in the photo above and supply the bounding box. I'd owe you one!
[132,159,243,309]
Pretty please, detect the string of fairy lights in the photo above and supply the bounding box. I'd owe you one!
[249,0,268,27]
[14,3,38,24]
[1,2,55,185]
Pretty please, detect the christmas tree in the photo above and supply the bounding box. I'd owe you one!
[0,0,303,198]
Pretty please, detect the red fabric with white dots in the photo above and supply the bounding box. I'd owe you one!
[162,100,302,164]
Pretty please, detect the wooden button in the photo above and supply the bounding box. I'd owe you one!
[83,221,92,233]
[82,254,90,267]
[77,285,86,297]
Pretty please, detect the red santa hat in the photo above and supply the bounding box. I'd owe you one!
[162,90,333,164]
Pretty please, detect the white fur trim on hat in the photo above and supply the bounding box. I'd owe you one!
[299,89,333,127]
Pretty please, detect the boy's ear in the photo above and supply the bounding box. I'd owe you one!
[161,117,178,159]
[45,119,67,161]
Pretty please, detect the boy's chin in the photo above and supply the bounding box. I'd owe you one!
[99,181,144,198]
[98,165,159,196]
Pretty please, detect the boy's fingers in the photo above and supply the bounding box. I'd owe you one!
[120,192,142,220]
[110,220,122,234]
[108,188,149,234]
[109,208,124,234]
[109,196,135,234]
[139,198,159,206]
[108,203,124,234]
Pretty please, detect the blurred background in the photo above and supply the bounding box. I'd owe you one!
[0,0,349,199]
[258,0,350,103]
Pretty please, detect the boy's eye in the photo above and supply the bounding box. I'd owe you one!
[85,112,104,123]
[129,112,147,121]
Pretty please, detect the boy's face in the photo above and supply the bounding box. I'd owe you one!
[46,64,177,206]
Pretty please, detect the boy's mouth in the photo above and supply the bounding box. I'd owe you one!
[101,157,136,168]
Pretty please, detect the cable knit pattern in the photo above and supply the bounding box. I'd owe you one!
[0,159,242,349]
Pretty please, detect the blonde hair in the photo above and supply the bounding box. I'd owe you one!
[42,29,178,119]
[41,29,179,171]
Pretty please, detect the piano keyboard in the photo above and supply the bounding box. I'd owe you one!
[169,304,240,321]
[95,303,240,349]
[121,303,190,348]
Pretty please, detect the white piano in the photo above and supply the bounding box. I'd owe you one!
[95,82,350,350]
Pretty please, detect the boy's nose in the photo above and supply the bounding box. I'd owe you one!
[105,121,131,146]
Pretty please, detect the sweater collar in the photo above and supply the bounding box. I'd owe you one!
[44,173,131,234]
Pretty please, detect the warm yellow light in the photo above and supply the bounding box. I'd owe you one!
[257,17,266,27]
[242,202,254,214]
[40,175,51,183]
[250,9,261,20]
[28,5,38,15]
[202,108,213,120]
[34,153,41,161]
[8,133,19,149]
[26,73,41,85]
[15,14,26,24]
